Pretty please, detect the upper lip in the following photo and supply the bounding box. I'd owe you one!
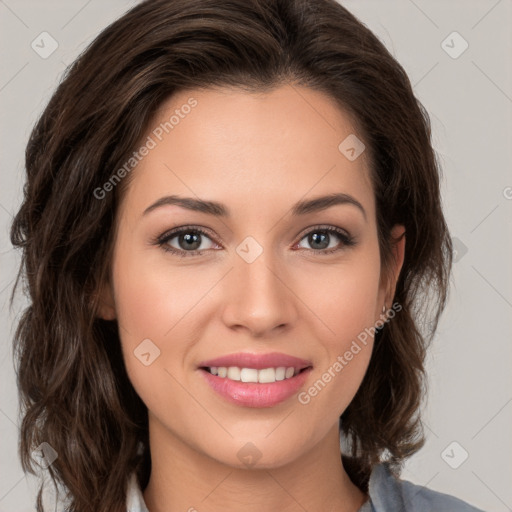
[198,352,313,370]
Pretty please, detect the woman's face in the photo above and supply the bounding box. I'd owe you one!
[101,84,404,468]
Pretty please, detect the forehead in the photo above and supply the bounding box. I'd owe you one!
[120,84,375,221]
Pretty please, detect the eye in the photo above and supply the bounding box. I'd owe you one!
[295,225,355,255]
[156,226,218,257]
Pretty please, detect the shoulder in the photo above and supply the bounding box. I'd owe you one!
[364,462,486,512]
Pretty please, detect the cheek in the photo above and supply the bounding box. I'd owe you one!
[298,249,382,346]
[292,251,381,413]
[110,241,195,394]
[111,239,215,342]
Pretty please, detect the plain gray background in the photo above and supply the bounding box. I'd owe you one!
[1,1,511,511]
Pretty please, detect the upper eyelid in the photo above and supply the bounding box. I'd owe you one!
[158,225,220,245]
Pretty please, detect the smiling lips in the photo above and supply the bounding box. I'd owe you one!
[198,352,313,408]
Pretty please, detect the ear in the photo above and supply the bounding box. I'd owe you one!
[380,224,406,311]
[96,279,117,321]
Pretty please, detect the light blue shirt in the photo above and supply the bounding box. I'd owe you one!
[126,462,485,511]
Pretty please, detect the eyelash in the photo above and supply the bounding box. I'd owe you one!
[154,224,356,258]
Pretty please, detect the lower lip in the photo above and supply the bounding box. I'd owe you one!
[199,368,312,408]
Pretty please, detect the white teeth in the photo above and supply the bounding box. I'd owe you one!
[275,367,286,381]
[258,368,275,383]
[208,366,299,383]
[227,366,241,381]
[240,368,258,382]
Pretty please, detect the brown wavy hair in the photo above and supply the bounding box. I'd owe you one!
[10,0,453,510]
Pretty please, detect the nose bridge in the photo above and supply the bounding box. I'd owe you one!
[221,238,297,334]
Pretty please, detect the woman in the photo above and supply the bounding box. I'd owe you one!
[10,0,485,511]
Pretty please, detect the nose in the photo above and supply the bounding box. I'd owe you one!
[220,250,299,338]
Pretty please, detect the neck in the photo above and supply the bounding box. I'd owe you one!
[142,419,368,512]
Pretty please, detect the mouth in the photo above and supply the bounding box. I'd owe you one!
[197,352,313,408]
[199,366,313,408]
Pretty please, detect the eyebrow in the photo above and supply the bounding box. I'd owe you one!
[142,192,367,221]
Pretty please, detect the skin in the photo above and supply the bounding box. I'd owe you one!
[99,84,405,512]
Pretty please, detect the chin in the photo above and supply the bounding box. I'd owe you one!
[204,436,308,471]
